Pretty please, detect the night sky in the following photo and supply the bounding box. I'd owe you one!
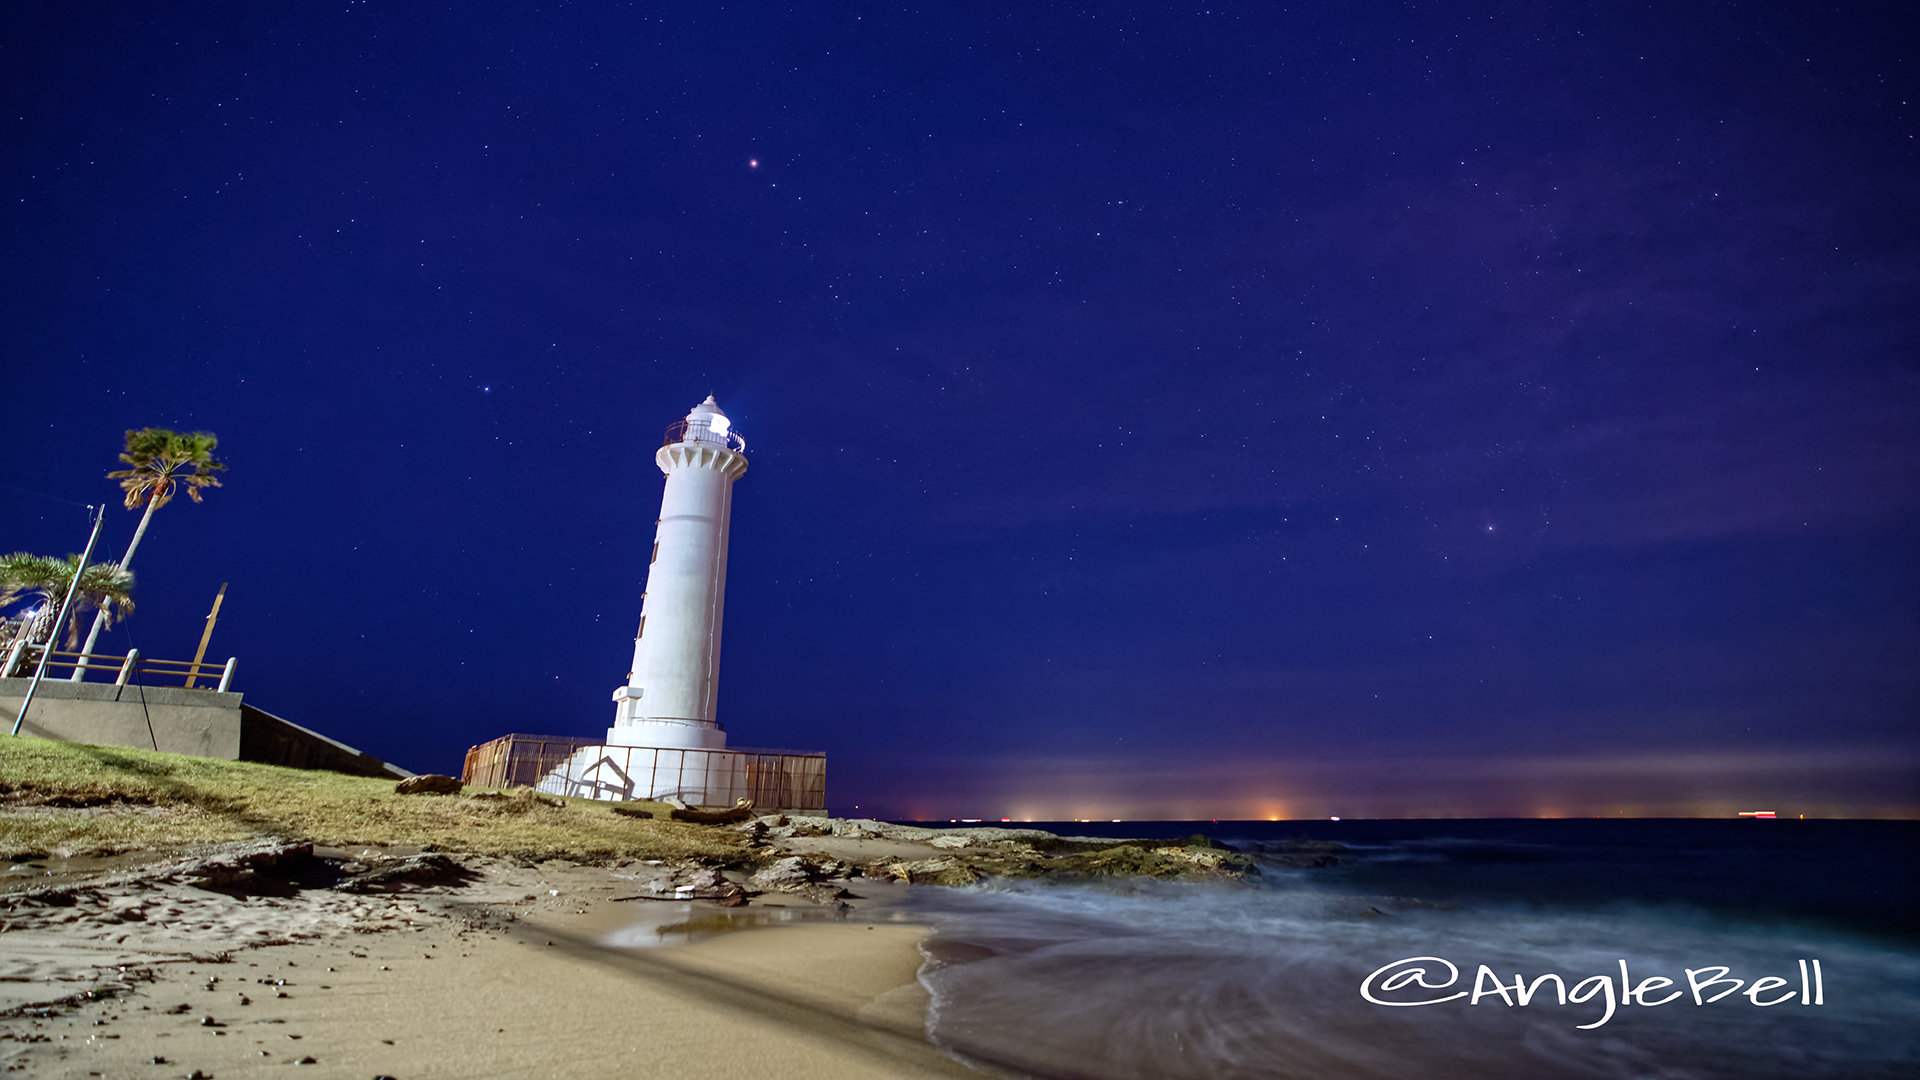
[4,2,1915,820]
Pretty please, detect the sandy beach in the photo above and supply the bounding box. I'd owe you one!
[0,844,981,1080]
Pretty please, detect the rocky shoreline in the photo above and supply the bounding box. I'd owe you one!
[742,815,1343,889]
[0,813,1347,1072]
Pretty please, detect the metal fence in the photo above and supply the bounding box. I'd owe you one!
[462,734,601,790]
[0,639,236,691]
[462,733,827,813]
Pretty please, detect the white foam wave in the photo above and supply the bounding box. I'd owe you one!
[906,880,1920,1080]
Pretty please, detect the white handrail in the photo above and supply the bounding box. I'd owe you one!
[0,638,27,679]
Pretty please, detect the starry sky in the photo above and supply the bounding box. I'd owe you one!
[4,2,1915,819]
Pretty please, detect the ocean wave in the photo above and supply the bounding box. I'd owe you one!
[905,879,1920,1079]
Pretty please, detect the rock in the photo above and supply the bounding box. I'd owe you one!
[668,867,749,906]
[669,799,756,824]
[176,839,314,889]
[333,853,464,893]
[750,856,820,892]
[1152,846,1228,869]
[800,883,854,907]
[395,774,462,796]
[832,818,888,838]
[883,857,981,886]
[928,835,972,850]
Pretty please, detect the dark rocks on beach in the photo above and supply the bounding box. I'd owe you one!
[394,774,463,796]
[332,853,464,893]
[674,866,751,906]
[177,839,315,889]
[668,799,756,824]
[880,856,984,886]
[849,834,1274,885]
[749,856,821,892]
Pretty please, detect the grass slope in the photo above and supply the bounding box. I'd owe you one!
[0,737,751,864]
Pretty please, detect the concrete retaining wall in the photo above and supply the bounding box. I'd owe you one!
[0,677,409,779]
[0,677,241,759]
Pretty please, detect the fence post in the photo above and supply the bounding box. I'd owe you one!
[115,649,139,687]
[216,657,237,693]
[1,637,27,679]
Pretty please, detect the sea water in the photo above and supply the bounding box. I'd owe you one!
[896,820,1919,1079]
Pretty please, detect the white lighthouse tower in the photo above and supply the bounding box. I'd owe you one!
[610,395,747,751]
[530,396,824,812]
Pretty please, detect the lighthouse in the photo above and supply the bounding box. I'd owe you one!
[610,395,747,751]
[513,395,825,812]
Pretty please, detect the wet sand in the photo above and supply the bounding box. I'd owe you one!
[0,852,978,1079]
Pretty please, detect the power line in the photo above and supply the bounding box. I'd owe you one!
[0,482,94,510]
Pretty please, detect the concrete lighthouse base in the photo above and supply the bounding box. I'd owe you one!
[606,701,728,751]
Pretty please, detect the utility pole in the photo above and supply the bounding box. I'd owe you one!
[183,583,228,689]
[12,504,107,736]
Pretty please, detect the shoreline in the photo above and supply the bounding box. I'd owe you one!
[0,798,1281,1078]
[0,847,976,1079]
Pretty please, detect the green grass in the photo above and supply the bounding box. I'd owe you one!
[0,737,753,864]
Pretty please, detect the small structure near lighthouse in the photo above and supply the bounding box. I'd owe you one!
[464,397,825,813]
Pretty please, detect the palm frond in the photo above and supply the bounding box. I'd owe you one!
[105,427,226,511]
[0,553,135,645]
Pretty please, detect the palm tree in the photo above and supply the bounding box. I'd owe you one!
[107,428,226,562]
[70,428,225,671]
[0,553,135,673]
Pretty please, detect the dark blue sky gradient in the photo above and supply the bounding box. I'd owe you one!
[4,2,1915,818]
